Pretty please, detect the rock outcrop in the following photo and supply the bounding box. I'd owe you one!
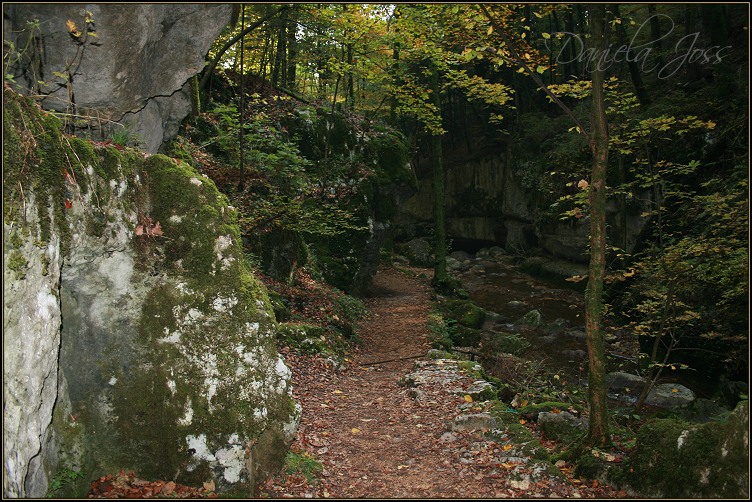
[3,4,231,153]
[614,400,749,498]
[4,88,298,497]
[396,137,652,262]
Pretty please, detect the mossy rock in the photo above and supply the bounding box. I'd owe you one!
[276,324,326,353]
[518,401,585,417]
[433,275,465,297]
[167,141,195,168]
[485,331,530,357]
[537,411,588,443]
[442,299,486,329]
[485,404,552,462]
[614,400,749,498]
[449,325,481,347]
[267,291,291,322]
[399,238,433,267]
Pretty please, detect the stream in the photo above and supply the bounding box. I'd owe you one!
[448,251,706,408]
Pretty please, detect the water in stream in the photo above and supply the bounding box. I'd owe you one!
[450,255,658,407]
[450,252,721,410]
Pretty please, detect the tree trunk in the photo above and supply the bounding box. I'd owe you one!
[647,5,665,71]
[614,4,652,106]
[701,4,735,96]
[198,6,284,92]
[237,4,246,192]
[429,60,447,286]
[286,5,298,90]
[271,7,287,88]
[343,5,355,111]
[584,3,611,448]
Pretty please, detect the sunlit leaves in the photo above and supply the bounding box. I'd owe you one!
[66,20,81,38]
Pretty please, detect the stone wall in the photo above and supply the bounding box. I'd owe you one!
[3,89,298,497]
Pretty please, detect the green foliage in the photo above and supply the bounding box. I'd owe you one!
[205,100,367,238]
[108,124,141,147]
[623,169,748,376]
[283,447,323,485]
[46,466,85,498]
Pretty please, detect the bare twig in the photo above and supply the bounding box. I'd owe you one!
[359,353,426,366]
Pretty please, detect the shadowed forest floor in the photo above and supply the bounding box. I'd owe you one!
[258,265,630,498]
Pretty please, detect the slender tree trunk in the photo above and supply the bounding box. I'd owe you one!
[565,10,578,77]
[648,5,665,71]
[614,4,651,106]
[701,4,735,96]
[271,8,287,88]
[429,60,447,286]
[286,5,298,90]
[238,5,246,192]
[389,38,400,125]
[480,3,612,447]
[584,3,611,447]
[343,5,355,111]
[198,6,284,92]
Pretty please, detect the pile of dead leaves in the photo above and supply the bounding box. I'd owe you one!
[86,470,217,499]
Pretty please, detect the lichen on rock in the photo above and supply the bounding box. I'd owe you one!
[3,88,299,497]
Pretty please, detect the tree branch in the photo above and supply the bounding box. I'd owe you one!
[198,5,287,92]
[478,4,593,149]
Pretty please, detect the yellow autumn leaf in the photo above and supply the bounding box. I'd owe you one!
[519,419,527,424]
[334,390,343,394]
[464,395,473,403]
[522,400,529,406]
[671,388,679,393]
[503,444,513,451]
[487,26,493,35]
[351,428,359,433]
[66,20,81,38]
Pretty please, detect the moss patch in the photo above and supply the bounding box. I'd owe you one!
[615,400,750,498]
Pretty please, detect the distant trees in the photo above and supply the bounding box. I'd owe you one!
[199,3,748,438]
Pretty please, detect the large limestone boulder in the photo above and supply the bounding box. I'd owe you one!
[3,89,298,497]
[3,4,231,153]
[616,400,749,498]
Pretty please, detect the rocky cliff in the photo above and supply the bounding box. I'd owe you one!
[3,4,231,154]
[3,86,298,497]
[397,126,651,262]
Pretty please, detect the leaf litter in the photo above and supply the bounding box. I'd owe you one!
[86,264,631,498]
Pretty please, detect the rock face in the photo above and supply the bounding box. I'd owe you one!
[616,400,749,498]
[3,4,231,153]
[396,146,652,262]
[3,89,298,497]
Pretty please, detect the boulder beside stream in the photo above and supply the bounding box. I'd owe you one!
[613,400,749,498]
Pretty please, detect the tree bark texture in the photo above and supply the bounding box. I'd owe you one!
[584,3,611,447]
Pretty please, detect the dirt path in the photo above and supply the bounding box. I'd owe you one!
[261,265,624,498]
